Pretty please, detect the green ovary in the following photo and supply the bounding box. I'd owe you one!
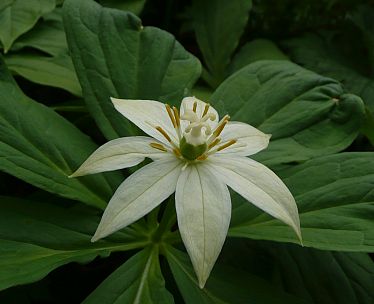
[179,137,207,160]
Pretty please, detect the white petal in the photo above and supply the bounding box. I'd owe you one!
[180,96,219,131]
[70,136,171,177]
[217,122,271,157]
[92,158,182,241]
[111,98,178,145]
[207,156,301,241]
[175,164,231,288]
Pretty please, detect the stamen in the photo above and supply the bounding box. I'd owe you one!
[202,103,210,117]
[173,148,182,157]
[213,120,227,138]
[155,126,172,143]
[217,139,237,151]
[150,142,167,152]
[208,138,221,149]
[165,104,176,128]
[193,101,198,113]
[196,154,208,161]
[172,106,180,127]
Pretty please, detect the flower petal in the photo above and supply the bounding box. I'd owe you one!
[175,164,231,288]
[180,96,219,131]
[92,158,182,241]
[217,122,271,157]
[70,136,171,177]
[111,98,178,145]
[207,156,301,241]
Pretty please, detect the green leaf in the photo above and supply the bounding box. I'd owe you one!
[283,31,374,112]
[0,56,120,209]
[165,246,303,304]
[98,0,146,15]
[0,197,149,291]
[5,53,82,96]
[229,152,374,251]
[0,0,56,53]
[11,9,68,57]
[211,60,365,166]
[264,243,374,304]
[63,0,201,140]
[228,39,288,75]
[222,240,374,304]
[83,246,173,304]
[191,0,252,87]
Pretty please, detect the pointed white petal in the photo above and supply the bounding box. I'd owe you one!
[175,164,231,288]
[70,136,171,177]
[92,158,182,241]
[180,96,219,131]
[208,156,301,241]
[217,122,271,157]
[111,98,178,145]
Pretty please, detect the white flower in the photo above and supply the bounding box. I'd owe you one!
[70,96,301,288]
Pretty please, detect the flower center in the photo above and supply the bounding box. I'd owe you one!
[149,100,238,161]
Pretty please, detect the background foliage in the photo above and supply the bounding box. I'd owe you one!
[0,0,373,303]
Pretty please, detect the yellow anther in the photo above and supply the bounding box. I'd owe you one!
[202,103,210,117]
[172,106,180,127]
[217,139,237,152]
[213,120,227,138]
[150,142,167,152]
[208,138,221,149]
[196,154,208,161]
[193,101,197,112]
[165,104,176,128]
[173,148,182,157]
[155,126,172,142]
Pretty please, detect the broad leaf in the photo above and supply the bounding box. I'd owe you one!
[228,39,288,75]
[6,54,82,96]
[0,0,56,52]
[222,240,374,304]
[0,56,120,209]
[283,31,374,112]
[63,0,201,140]
[11,9,68,57]
[165,246,303,304]
[83,246,173,304]
[229,153,374,251]
[191,0,252,87]
[0,197,149,291]
[211,60,365,166]
[98,0,146,15]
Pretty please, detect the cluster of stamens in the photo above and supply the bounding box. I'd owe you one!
[150,101,237,161]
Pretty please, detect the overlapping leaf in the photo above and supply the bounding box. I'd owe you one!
[63,0,201,140]
[0,197,149,291]
[83,246,173,304]
[211,60,365,166]
[0,56,120,209]
[229,153,374,251]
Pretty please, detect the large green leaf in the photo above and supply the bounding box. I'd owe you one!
[5,53,82,96]
[83,246,173,304]
[63,0,201,140]
[0,56,120,209]
[0,0,56,53]
[222,240,374,304]
[191,0,252,87]
[165,246,303,304]
[98,0,146,15]
[267,244,374,304]
[211,60,365,166]
[228,39,288,75]
[11,9,69,57]
[282,31,374,112]
[0,197,149,291]
[229,153,374,251]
